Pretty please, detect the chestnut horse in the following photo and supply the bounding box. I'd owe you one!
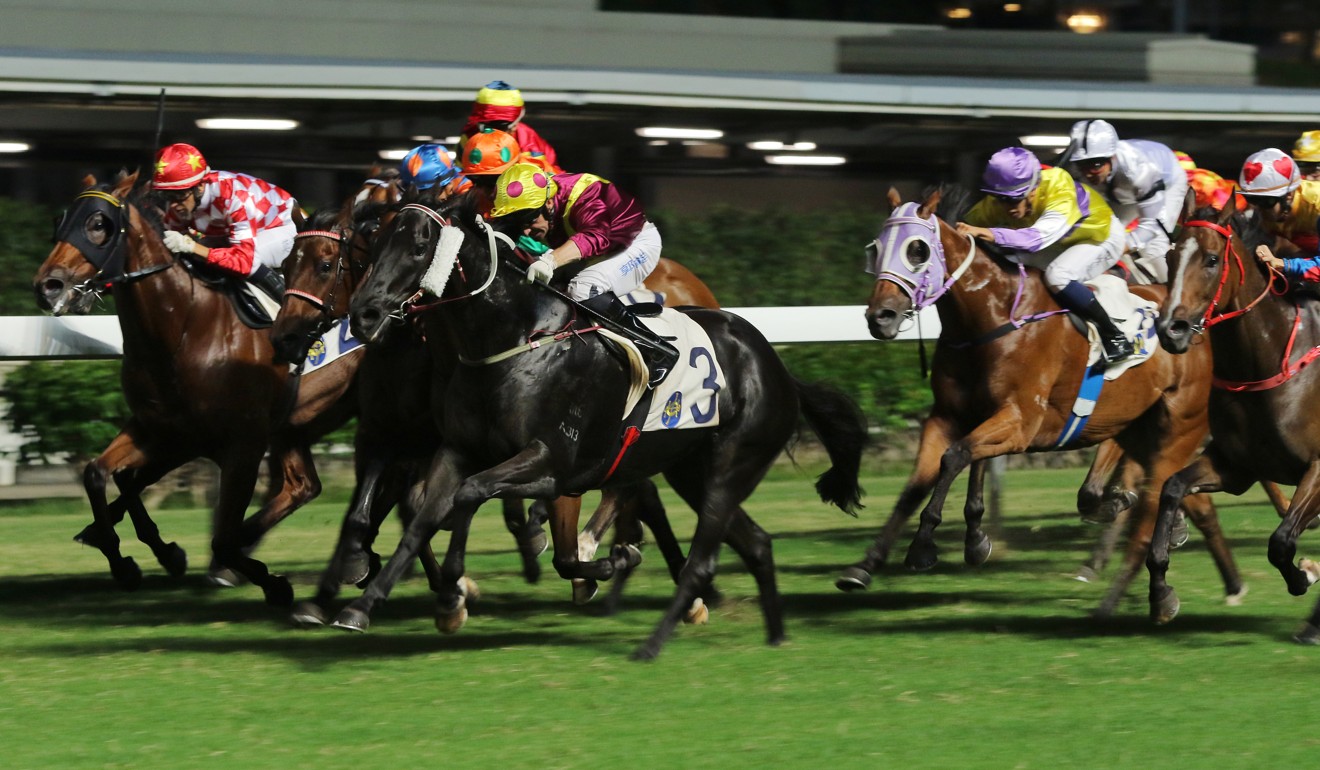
[841,186,1242,617]
[33,173,356,604]
[1152,202,1320,640]
[335,193,866,659]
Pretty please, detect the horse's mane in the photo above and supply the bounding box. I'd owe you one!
[921,182,1016,263]
[304,207,343,233]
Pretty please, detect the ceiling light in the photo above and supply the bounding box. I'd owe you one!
[1019,134,1071,147]
[378,148,411,161]
[1065,13,1106,34]
[196,118,300,131]
[442,136,461,145]
[0,141,30,153]
[636,127,724,140]
[410,134,433,142]
[1003,3,1021,11]
[747,140,817,151]
[945,7,972,20]
[765,154,846,166]
[647,140,669,147]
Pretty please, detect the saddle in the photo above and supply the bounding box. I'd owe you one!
[177,258,279,329]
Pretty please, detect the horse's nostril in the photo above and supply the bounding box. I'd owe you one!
[42,278,65,294]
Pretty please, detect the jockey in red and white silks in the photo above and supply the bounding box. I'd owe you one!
[1067,119,1189,284]
[154,143,299,278]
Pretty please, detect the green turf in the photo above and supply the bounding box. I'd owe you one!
[0,466,1316,769]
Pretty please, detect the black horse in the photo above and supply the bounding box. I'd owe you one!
[334,194,867,659]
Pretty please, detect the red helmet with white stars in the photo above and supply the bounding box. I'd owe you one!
[153,143,210,190]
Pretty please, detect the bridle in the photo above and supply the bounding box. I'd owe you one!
[283,227,353,325]
[866,202,976,315]
[52,188,174,305]
[1181,219,1282,333]
[387,203,515,322]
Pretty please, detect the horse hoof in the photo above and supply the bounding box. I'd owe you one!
[519,552,542,585]
[111,557,142,591]
[1294,622,1320,645]
[630,644,660,662]
[1081,489,1135,525]
[158,542,188,578]
[684,597,709,625]
[1301,559,1320,586]
[613,543,643,571]
[1225,584,1248,606]
[522,529,549,559]
[904,544,938,571]
[964,532,992,567]
[339,551,371,586]
[835,567,872,592]
[73,522,109,549]
[435,600,468,635]
[290,601,329,627]
[1150,587,1180,625]
[206,567,244,588]
[458,576,481,605]
[1170,513,1190,550]
[1074,565,1098,583]
[572,578,599,605]
[263,576,294,607]
[330,607,370,633]
[354,552,383,590]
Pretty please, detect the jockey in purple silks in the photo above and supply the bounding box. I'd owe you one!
[957,146,1134,363]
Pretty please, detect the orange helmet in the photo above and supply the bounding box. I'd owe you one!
[461,129,520,176]
[153,143,210,190]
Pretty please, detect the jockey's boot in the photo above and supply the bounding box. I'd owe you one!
[1055,280,1135,364]
[581,291,679,388]
[251,264,285,302]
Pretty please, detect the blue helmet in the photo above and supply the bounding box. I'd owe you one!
[399,143,460,190]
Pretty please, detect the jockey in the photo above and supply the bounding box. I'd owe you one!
[152,143,296,300]
[486,162,677,387]
[1238,148,1320,254]
[1065,119,1188,284]
[1293,130,1320,182]
[460,80,564,175]
[460,128,522,213]
[957,146,1133,363]
[398,143,470,197]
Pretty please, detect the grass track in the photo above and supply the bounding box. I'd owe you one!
[1,466,1317,769]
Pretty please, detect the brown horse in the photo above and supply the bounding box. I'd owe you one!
[33,172,356,604]
[841,186,1242,617]
[1151,201,1320,640]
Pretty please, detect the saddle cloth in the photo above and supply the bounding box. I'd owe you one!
[1084,274,1159,380]
[300,317,366,376]
[602,306,726,431]
[243,283,282,323]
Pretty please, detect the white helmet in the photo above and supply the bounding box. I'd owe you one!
[1238,148,1301,197]
[1068,119,1120,162]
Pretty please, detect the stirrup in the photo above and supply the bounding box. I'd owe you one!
[1100,337,1135,364]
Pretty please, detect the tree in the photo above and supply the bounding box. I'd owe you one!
[2,360,127,463]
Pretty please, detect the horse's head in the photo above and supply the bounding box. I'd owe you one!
[35,172,141,315]
[349,191,503,343]
[864,187,951,339]
[354,167,401,207]
[1157,198,1270,353]
[270,204,363,364]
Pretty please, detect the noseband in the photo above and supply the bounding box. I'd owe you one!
[284,228,351,319]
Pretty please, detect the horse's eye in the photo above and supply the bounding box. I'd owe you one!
[85,212,110,246]
[319,260,334,275]
[413,239,430,259]
[1205,252,1221,269]
[907,240,931,265]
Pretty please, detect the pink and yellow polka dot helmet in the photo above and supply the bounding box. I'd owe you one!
[489,162,558,219]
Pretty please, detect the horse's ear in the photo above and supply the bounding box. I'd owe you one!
[367,163,383,177]
[82,173,98,189]
[1182,187,1197,222]
[917,188,942,219]
[886,187,902,210]
[1216,195,1237,226]
[111,169,139,198]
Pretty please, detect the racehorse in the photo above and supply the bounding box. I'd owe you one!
[1151,202,1320,640]
[32,172,356,604]
[841,186,1242,617]
[273,197,723,624]
[333,192,866,658]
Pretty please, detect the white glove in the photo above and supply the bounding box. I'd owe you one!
[525,253,556,284]
[162,230,197,255]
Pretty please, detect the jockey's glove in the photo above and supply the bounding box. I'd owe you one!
[526,253,556,284]
[162,230,197,255]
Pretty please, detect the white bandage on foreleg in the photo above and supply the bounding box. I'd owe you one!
[419,225,465,296]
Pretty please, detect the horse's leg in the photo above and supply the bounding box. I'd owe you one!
[1180,492,1245,604]
[550,493,640,592]
[118,480,188,579]
[1268,462,1320,597]
[1077,440,1137,525]
[210,448,293,607]
[836,415,956,590]
[573,492,620,605]
[962,460,993,567]
[238,439,322,551]
[1076,506,1133,583]
[500,498,546,584]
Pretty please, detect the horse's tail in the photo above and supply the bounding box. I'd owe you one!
[793,378,867,516]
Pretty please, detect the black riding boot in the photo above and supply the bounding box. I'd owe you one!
[581,291,680,388]
[1056,281,1135,364]
[251,264,285,302]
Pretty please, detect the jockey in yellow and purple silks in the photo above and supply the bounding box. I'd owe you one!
[486,162,677,387]
[957,146,1133,363]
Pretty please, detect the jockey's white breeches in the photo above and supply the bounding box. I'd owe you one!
[250,222,299,275]
[567,220,662,301]
[1013,215,1126,292]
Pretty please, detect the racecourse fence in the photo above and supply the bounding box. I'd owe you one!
[0,306,942,359]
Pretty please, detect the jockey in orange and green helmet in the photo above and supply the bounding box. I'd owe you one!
[460,80,563,175]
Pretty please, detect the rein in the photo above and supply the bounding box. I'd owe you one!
[946,249,1070,349]
[1182,219,1311,391]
